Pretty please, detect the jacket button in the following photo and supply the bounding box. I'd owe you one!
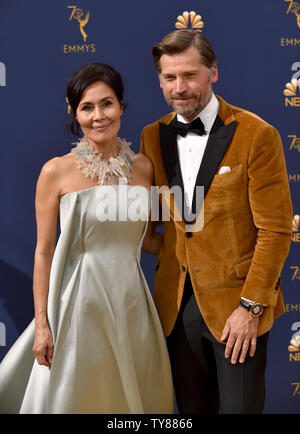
[186,232,193,238]
[182,265,186,272]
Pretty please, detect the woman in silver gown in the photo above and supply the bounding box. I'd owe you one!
[0,63,173,414]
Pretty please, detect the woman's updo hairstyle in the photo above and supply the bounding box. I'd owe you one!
[67,62,125,136]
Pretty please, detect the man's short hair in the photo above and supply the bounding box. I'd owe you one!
[152,29,216,73]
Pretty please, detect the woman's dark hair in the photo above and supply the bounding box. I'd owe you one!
[66,62,125,136]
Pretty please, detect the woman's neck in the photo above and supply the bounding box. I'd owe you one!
[89,137,119,159]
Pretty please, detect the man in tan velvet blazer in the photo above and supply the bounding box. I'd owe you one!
[140,30,292,414]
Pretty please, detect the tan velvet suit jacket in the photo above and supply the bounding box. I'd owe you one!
[140,95,293,342]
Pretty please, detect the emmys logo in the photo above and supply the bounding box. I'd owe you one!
[288,322,300,362]
[289,173,300,182]
[286,303,300,312]
[0,322,6,346]
[285,0,300,29]
[68,6,89,42]
[287,139,300,183]
[280,1,300,45]
[288,134,300,152]
[291,382,300,396]
[290,265,300,280]
[175,11,204,32]
[66,97,71,115]
[0,62,6,87]
[284,62,300,106]
[66,98,80,146]
[63,6,96,54]
[292,214,300,242]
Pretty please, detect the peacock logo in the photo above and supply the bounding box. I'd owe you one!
[283,78,300,96]
[293,214,300,232]
[292,214,300,242]
[175,11,204,32]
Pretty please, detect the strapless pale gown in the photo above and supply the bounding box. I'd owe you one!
[0,185,173,414]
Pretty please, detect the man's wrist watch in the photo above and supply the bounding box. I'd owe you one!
[240,299,264,318]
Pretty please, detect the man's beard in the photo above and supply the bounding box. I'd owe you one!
[166,84,212,120]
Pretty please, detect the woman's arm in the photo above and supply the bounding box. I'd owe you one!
[142,221,163,256]
[32,159,62,367]
[133,154,164,256]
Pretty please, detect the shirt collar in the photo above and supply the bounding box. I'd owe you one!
[177,93,219,134]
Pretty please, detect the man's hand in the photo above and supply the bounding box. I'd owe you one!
[220,306,259,364]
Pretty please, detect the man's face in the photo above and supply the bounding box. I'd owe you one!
[159,46,218,122]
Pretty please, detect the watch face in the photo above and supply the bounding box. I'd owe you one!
[250,304,263,316]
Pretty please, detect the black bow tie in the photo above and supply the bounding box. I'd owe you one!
[171,117,206,137]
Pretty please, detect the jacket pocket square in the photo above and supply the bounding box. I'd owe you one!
[218,166,231,174]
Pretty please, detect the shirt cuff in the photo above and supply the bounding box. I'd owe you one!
[241,297,267,307]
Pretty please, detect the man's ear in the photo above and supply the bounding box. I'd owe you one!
[210,63,218,84]
[159,74,163,88]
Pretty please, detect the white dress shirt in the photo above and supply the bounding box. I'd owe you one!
[176,93,219,209]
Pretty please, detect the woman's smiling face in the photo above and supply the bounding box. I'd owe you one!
[76,80,123,148]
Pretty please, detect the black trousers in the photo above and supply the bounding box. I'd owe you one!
[166,273,269,414]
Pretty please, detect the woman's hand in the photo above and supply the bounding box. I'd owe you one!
[33,325,54,368]
[142,224,163,256]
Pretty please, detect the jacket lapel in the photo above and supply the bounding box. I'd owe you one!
[159,122,183,191]
[159,121,192,225]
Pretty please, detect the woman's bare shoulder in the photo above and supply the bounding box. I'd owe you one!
[133,153,153,173]
[40,153,75,179]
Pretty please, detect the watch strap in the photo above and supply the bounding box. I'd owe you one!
[240,298,252,311]
[240,299,264,317]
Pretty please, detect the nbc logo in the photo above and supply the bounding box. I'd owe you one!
[284,78,300,96]
[292,214,300,242]
[288,322,300,361]
[292,214,299,229]
[175,11,204,32]
[284,62,300,106]
[0,62,6,86]
[292,214,300,243]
